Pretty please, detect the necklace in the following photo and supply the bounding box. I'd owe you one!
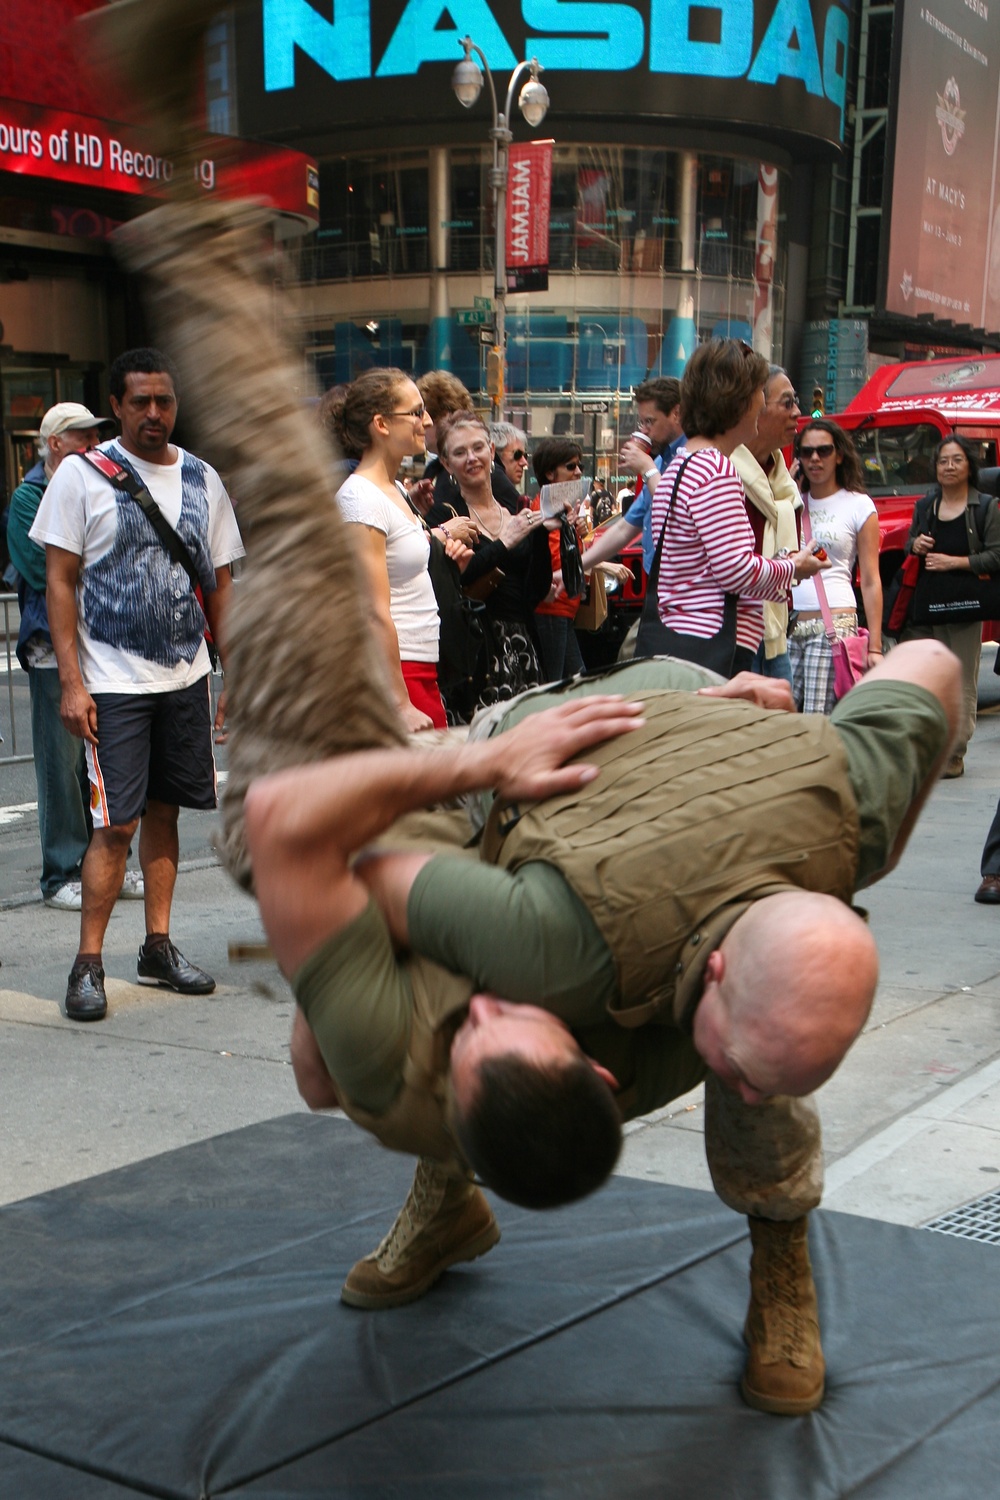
[467,494,504,539]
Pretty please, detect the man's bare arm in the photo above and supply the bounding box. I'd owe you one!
[580,515,641,574]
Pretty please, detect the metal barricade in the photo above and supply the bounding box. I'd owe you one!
[1,591,33,765]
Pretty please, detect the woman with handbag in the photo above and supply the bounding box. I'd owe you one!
[428,413,553,715]
[787,419,883,714]
[898,435,1000,777]
[642,338,826,677]
[329,369,475,733]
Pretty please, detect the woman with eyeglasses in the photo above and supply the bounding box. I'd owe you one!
[329,368,475,733]
[788,418,883,715]
[428,412,553,717]
[644,338,826,677]
[897,434,1000,777]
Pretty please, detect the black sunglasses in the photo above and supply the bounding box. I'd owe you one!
[799,443,835,459]
[510,448,526,462]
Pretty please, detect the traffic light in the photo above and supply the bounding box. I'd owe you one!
[811,385,825,417]
[486,347,504,400]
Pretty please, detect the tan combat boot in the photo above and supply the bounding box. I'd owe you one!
[341,1156,500,1310]
[741,1215,825,1415]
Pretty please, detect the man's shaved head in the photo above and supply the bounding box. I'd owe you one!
[693,892,878,1102]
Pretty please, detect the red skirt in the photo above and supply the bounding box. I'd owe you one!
[401,660,447,729]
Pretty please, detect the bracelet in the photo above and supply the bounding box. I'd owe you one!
[869,649,884,655]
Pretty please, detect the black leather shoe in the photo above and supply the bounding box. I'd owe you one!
[137,941,215,994]
[66,961,107,1022]
[975,875,1000,905]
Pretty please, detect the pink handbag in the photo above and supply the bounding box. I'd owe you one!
[802,499,870,702]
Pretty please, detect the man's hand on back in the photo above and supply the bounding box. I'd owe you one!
[697,673,797,713]
[493,696,645,802]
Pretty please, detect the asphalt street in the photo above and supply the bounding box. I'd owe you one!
[1,642,1000,1239]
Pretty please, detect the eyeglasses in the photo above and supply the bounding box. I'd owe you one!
[563,459,583,472]
[937,454,968,467]
[799,443,835,460]
[510,448,526,462]
[388,404,426,420]
[769,392,800,411]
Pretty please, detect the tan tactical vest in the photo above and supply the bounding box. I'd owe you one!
[480,690,860,1029]
[338,692,859,1158]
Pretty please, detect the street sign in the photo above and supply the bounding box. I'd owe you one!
[581,400,609,414]
[457,309,489,325]
[478,325,495,346]
[473,295,493,311]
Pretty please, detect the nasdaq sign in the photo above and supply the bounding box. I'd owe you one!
[238,0,850,152]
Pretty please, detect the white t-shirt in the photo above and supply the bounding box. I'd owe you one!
[792,488,876,612]
[30,441,244,694]
[336,474,439,663]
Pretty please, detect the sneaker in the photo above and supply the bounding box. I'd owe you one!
[975,875,1000,905]
[44,881,82,911]
[65,960,107,1022]
[137,940,215,995]
[341,1156,500,1310]
[118,870,145,900]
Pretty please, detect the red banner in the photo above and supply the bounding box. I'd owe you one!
[505,139,552,294]
[0,98,319,229]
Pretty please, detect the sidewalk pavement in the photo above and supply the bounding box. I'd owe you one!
[3,662,1000,1230]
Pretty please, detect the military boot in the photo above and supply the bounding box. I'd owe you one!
[341,1156,500,1310]
[741,1214,825,1415]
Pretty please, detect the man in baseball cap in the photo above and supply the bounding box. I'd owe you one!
[5,400,138,913]
[38,402,113,444]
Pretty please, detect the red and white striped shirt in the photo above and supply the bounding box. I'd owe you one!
[650,447,795,652]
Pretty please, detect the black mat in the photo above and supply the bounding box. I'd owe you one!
[1,1114,998,1499]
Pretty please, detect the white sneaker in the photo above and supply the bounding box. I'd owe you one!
[118,869,145,900]
[44,881,82,911]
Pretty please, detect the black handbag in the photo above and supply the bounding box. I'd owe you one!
[635,455,739,677]
[424,532,486,719]
[909,493,1000,625]
[558,514,585,599]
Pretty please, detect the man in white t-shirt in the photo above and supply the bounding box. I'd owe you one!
[30,348,245,1022]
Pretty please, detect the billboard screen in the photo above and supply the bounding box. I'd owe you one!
[235,0,851,157]
[883,0,1000,339]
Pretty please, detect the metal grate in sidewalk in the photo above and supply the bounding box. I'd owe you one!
[925,1187,1000,1246]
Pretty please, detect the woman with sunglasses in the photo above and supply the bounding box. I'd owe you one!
[429,412,553,717]
[788,419,883,714]
[897,434,1000,777]
[645,338,826,676]
[329,368,474,733]
[529,437,590,682]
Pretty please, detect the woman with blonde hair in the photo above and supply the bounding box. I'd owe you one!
[429,412,553,715]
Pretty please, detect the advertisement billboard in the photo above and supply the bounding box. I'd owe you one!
[235,0,851,157]
[882,0,1000,339]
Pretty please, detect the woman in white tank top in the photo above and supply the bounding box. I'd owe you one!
[329,369,474,731]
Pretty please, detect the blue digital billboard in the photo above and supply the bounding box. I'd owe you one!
[235,0,851,156]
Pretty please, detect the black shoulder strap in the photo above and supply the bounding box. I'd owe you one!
[646,454,695,595]
[79,450,203,593]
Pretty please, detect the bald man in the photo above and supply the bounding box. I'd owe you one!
[247,643,959,1415]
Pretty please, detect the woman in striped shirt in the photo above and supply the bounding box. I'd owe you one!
[646,339,828,677]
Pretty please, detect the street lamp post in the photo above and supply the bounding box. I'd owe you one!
[452,36,549,420]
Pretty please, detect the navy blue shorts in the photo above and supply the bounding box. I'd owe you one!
[86,678,217,828]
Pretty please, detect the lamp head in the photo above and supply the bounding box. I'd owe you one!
[518,71,549,128]
[452,39,484,108]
